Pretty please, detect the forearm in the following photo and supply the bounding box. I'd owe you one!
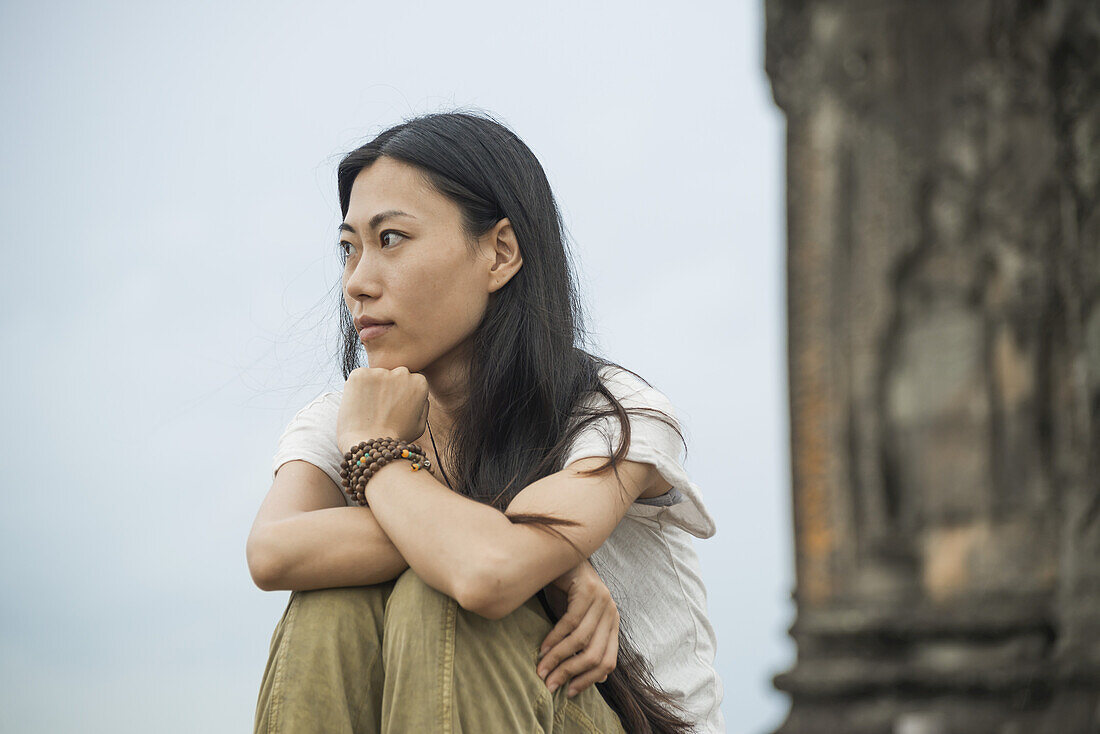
[364,458,515,610]
[364,460,585,617]
[257,506,409,591]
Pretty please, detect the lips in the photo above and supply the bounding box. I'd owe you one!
[354,315,394,330]
[358,323,394,341]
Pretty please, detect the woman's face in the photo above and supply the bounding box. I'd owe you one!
[340,156,520,376]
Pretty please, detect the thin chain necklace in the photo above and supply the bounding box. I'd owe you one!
[426,416,453,490]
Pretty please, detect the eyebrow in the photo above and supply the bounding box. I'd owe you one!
[339,210,417,236]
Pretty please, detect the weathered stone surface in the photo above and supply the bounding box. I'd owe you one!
[766,0,1099,731]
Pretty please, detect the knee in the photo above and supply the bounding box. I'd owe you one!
[291,584,390,631]
[388,567,450,607]
[384,568,455,631]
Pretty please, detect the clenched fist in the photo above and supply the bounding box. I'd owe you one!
[336,366,430,454]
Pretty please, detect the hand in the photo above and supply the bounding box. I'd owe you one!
[536,561,619,698]
[337,366,429,453]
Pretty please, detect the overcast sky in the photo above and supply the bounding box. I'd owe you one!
[0,2,792,732]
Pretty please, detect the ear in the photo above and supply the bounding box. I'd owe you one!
[485,217,523,293]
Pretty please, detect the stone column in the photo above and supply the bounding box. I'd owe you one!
[765,1,1099,732]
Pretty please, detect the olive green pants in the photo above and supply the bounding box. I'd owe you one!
[254,567,628,733]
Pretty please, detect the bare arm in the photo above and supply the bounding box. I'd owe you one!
[363,454,661,620]
[254,506,410,591]
[247,459,408,591]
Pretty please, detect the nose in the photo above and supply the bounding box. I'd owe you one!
[343,249,383,301]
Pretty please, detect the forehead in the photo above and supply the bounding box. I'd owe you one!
[346,157,451,223]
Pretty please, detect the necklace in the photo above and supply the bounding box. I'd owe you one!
[426,416,453,490]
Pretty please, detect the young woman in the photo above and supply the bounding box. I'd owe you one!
[247,111,725,733]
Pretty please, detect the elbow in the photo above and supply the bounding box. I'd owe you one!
[246,529,282,591]
[460,553,519,621]
[250,560,281,592]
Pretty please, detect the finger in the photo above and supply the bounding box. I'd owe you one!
[544,602,608,690]
[594,644,616,684]
[583,613,619,691]
[562,618,615,697]
[597,626,620,684]
[539,599,603,683]
[607,620,619,675]
[567,616,620,699]
[538,599,592,667]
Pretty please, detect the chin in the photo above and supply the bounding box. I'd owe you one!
[365,353,415,371]
[365,355,393,369]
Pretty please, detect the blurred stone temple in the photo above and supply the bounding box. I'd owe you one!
[764,1,1100,732]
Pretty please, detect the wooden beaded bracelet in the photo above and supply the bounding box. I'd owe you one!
[340,437,435,507]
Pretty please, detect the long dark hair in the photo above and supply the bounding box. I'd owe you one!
[335,109,698,733]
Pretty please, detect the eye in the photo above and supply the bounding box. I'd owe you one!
[338,230,404,260]
[380,229,405,248]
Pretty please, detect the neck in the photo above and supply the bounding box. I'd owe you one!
[416,341,472,449]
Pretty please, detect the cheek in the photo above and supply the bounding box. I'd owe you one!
[407,266,488,334]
